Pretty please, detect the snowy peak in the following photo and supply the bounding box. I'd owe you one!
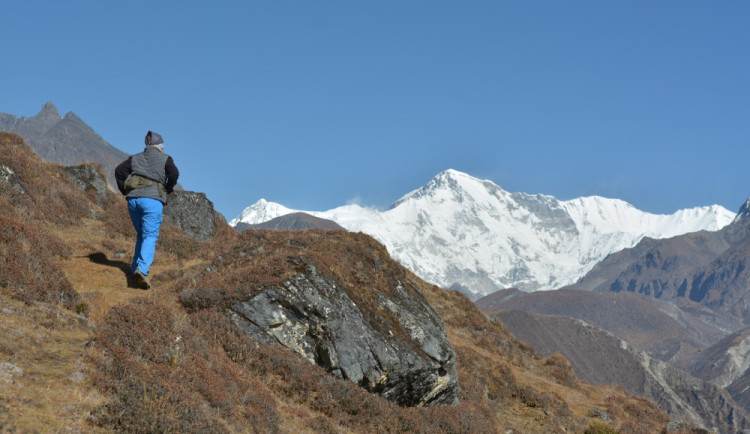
[395,169,505,206]
[228,198,294,226]
[232,170,736,298]
[561,197,734,238]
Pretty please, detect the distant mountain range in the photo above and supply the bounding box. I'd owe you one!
[0,102,128,189]
[232,169,735,299]
[234,212,345,232]
[478,204,750,424]
[567,200,750,327]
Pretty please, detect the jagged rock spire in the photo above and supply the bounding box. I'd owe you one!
[41,101,59,116]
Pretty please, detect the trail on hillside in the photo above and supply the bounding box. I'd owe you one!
[0,218,194,431]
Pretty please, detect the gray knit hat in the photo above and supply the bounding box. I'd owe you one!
[145,131,164,146]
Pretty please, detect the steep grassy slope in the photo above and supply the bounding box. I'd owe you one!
[0,132,683,432]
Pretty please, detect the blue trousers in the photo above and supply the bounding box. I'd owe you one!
[127,197,163,276]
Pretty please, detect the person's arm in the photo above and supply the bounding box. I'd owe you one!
[164,156,179,193]
[114,157,132,195]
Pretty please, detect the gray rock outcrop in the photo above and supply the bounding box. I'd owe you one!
[163,190,224,241]
[0,164,26,194]
[62,164,108,201]
[229,265,459,407]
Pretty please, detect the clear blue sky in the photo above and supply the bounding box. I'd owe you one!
[2,1,749,218]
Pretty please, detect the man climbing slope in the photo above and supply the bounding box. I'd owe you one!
[115,130,179,289]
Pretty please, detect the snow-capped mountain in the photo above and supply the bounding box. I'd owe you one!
[231,169,735,299]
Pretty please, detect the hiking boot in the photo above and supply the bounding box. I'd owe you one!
[133,269,152,290]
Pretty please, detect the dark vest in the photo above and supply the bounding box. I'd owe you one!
[126,146,170,204]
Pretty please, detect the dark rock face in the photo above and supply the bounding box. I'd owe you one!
[61,164,108,201]
[229,266,459,407]
[163,191,223,241]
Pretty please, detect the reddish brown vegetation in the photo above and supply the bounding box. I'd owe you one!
[93,300,279,432]
[0,133,117,226]
[0,215,76,306]
[604,394,671,433]
[0,133,82,307]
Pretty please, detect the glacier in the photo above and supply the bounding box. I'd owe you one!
[231,169,735,299]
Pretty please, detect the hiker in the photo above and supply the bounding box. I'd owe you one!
[114,130,179,289]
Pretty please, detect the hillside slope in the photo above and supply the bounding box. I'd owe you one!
[476,289,722,366]
[0,132,685,432]
[489,309,749,432]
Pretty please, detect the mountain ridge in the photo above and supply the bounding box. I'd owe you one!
[232,169,735,298]
[0,102,129,189]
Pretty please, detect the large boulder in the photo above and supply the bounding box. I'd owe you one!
[163,191,224,241]
[185,231,460,407]
[230,266,458,406]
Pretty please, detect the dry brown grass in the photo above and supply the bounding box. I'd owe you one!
[0,294,105,433]
[0,214,77,307]
[0,132,115,226]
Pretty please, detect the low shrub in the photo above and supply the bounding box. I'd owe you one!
[0,215,77,307]
[585,420,619,434]
[157,222,202,260]
[0,133,114,226]
[93,300,281,433]
[545,352,577,387]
